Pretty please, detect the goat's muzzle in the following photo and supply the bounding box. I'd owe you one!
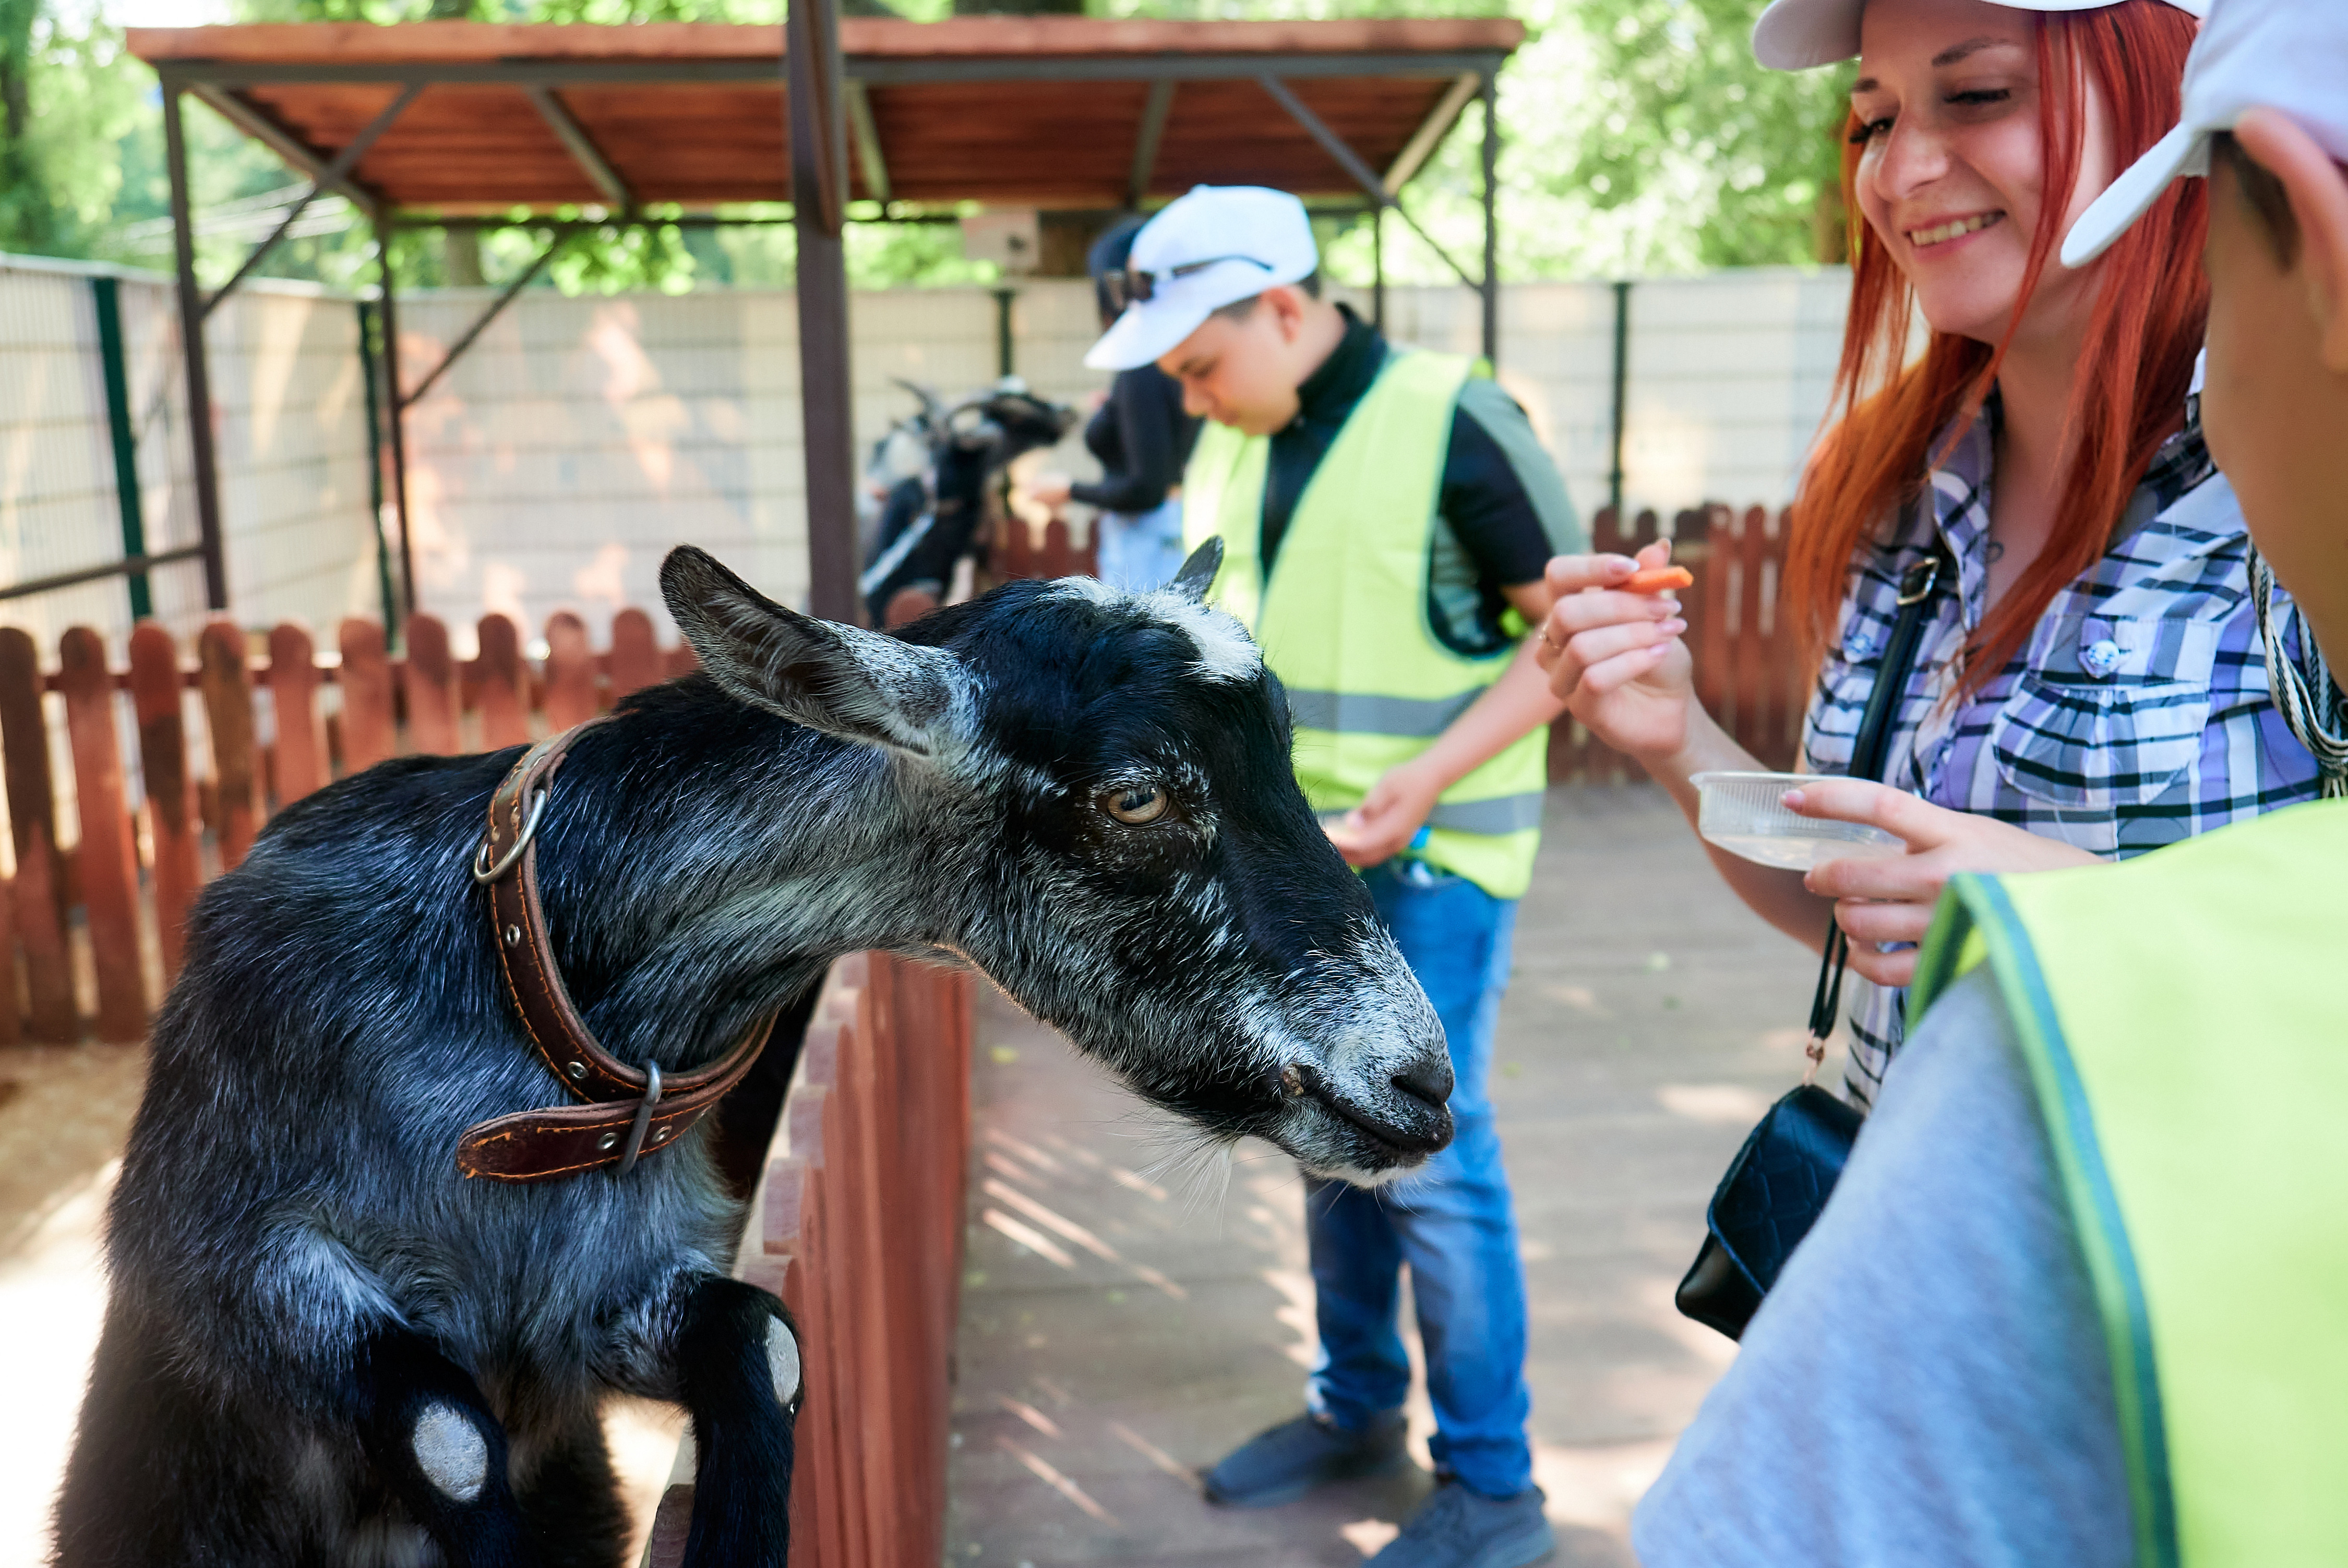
[1292,1060,1454,1165]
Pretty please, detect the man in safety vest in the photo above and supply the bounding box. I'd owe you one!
[1084,185,1578,1567]
[1634,3,2348,1563]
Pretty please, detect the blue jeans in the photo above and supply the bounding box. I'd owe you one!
[1094,497,1187,592]
[1305,859,1531,1499]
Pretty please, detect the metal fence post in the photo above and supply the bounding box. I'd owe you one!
[354,298,400,632]
[1608,278,1632,523]
[372,213,418,625]
[1479,68,1500,367]
[91,276,152,621]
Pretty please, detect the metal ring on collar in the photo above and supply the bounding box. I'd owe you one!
[471,784,550,886]
[616,1061,662,1176]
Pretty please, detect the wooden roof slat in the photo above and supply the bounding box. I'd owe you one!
[139,19,1515,211]
[129,18,1522,66]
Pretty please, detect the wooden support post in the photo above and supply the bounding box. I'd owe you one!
[788,0,859,622]
[164,86,230,612]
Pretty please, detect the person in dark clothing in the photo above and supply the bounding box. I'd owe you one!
[1020,219,1203,589]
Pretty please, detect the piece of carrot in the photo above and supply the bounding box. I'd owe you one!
[1625,565,1694,594]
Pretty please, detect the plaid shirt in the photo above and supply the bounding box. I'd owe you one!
[1802,403,2323,1105]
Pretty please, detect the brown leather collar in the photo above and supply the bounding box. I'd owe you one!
[458,722,777,1183]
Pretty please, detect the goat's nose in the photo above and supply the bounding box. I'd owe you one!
[1391,1057,1454,1111]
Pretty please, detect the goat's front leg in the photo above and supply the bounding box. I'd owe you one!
[675,1275,804,1567]
[353,1323,538,1567]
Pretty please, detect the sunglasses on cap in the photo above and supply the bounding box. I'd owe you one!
[1104,255,1272,315]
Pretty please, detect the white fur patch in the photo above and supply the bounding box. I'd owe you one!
[411,1403,488,1502]
[1050,575,1119,607]
[1150,596,1261,683]
[765,1317,802,1408]
[1049,577,1261,684]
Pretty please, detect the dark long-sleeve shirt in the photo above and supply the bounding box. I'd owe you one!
[1070,366,1201,515]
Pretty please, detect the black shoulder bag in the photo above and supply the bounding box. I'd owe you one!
[1673,549,1947,1341]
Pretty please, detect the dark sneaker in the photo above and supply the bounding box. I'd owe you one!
[1368,1478,1555,1568]
[1202,1409,1410,1507]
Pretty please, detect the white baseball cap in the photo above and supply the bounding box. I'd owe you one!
[1753,0,2208,73]
[2063,0,2348,267]
[1084,185,1319,371]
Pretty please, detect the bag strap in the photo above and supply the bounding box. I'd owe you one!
[1802,547,1949,1081]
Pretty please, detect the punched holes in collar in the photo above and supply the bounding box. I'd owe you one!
[565,1061,587,1081]
[504,925,521,947]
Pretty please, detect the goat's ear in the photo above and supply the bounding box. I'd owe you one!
[1166,537,1223,603]
[660,547,966,756]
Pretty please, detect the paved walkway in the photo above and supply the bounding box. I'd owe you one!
[945,786,1830,1567]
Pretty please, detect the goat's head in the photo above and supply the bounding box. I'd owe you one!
[661,544,1453,1185]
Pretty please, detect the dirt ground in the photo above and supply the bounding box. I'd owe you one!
[943,785,1834,1567]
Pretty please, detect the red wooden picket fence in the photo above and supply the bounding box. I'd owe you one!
[992,513,1097,583]
[645,951,974,1568]
[0,607,699,1043]
[1549,503,1808,785]
[3,502,1800,1044]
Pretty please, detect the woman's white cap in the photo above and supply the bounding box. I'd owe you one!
[2063,0,2348,267]
[1084,185,1320,371]
[1753,0,2208,73]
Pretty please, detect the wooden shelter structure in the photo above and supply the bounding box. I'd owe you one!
[123,16,1523,623]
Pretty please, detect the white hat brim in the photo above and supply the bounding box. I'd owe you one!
[1754,0,2210,72]
[1084,299,1212,372]
[1752,0,1864,71]
[2061,120,2203,269]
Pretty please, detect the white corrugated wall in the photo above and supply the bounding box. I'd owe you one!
[3,258,1854,657]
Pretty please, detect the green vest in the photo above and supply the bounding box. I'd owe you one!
[1181,349,1548,900]
[1911,798,2348,1568]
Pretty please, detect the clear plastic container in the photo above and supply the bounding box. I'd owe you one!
[1690,770,1903,871]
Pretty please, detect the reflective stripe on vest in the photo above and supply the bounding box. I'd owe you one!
[1182,349,1548,900]
[1911,798,2348,1568]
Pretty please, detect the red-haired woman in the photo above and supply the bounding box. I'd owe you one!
[1538,0,2323,1106]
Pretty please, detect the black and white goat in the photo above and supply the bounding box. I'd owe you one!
[54,544,1454,1567]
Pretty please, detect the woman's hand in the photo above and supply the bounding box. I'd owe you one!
[1324,759,1443,869]
[1787,779,2100,987]
[1020,473,1074,509]
[1535,540,1696,763]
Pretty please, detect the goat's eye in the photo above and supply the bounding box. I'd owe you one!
[1098,785,1170,826]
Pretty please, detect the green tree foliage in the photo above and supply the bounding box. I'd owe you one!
[0,0,145,256]
[1551,0,1852,270]
[1101,0,1851,281]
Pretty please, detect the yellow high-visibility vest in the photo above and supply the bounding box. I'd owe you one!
[1912,797,2348,1568]
[1182,349,1548,899]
